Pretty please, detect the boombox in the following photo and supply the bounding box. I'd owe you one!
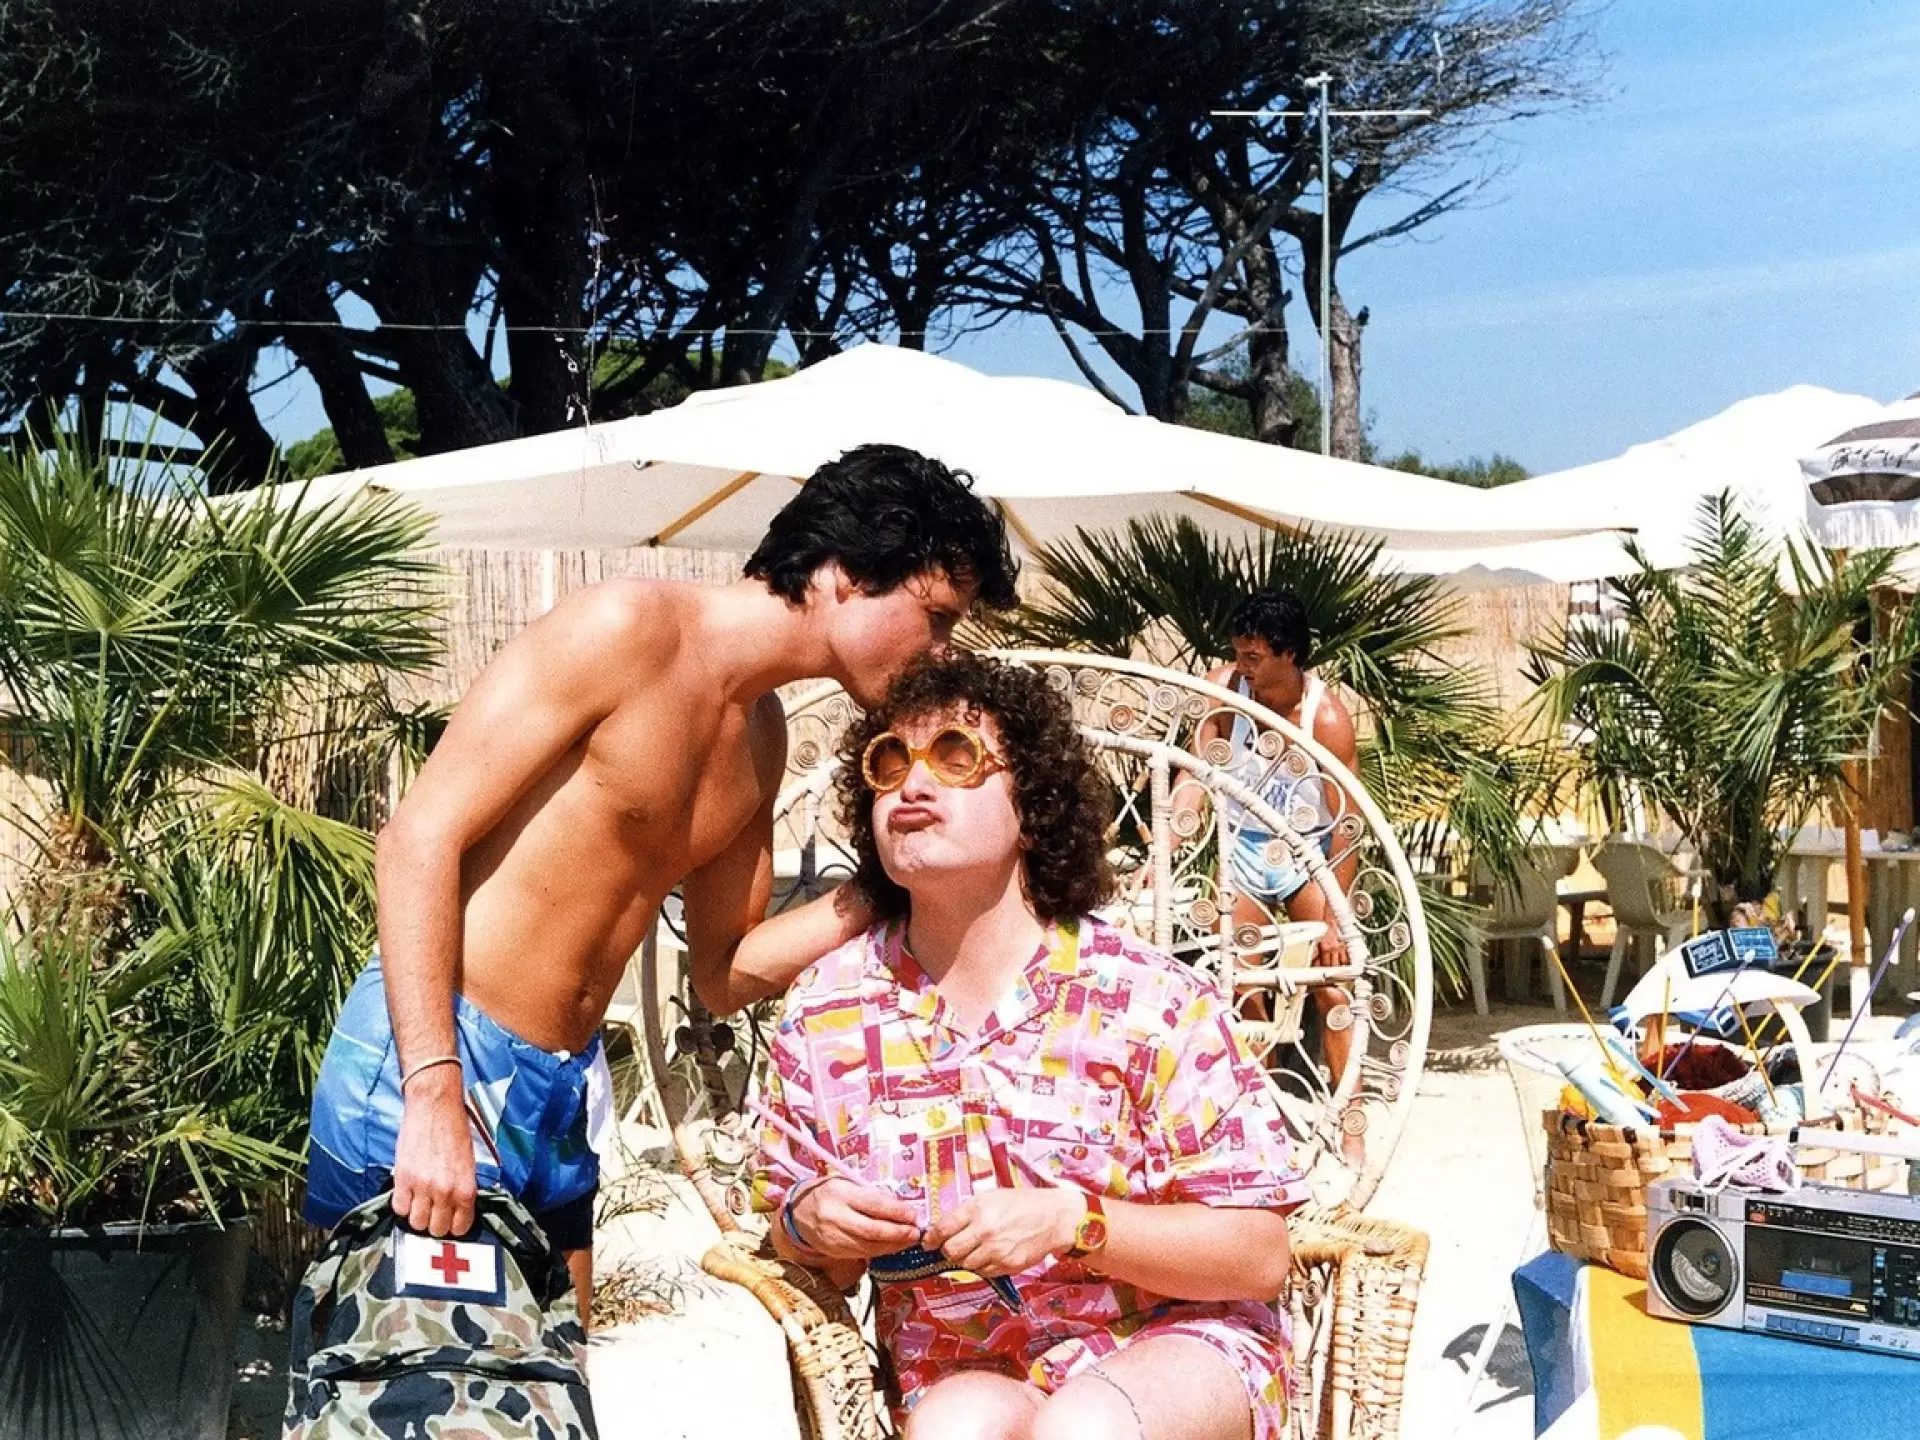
[1647,1164,1920,1359]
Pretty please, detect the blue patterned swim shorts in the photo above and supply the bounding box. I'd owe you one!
[1229,823,1334,903]
[303,956,610,1249]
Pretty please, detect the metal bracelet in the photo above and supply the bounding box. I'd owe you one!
[400,1053,462,1088]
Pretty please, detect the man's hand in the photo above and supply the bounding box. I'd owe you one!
[1313,926,1347,968]
[791,1178,923,1260]
[925,1187,1084,1278]
[391,1068,478,1237]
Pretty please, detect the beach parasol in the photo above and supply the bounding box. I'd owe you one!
[1801,392,1920,1010]
[248,344,1619,561]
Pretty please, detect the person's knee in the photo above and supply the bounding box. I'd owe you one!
[1031,1380,1138,1440]
[905,1372,1037,1440]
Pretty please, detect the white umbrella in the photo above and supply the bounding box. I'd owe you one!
[263,345,1617,556]
[1799,391,1920,1012]
[1385,385,1886,585]
[1802,391,1920,549]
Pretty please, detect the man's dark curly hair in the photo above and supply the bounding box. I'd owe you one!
[745,444,1019,610]
[837,654,1114,924]
[1229,588,1313,667]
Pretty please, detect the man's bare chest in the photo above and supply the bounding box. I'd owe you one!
[577,700,767,862]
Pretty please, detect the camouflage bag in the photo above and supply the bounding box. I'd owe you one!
[284,1190,597,1439]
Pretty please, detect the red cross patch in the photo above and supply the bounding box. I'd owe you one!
[393,1230,506,1303]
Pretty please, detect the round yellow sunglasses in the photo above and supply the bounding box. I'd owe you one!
[861,725,1007,792]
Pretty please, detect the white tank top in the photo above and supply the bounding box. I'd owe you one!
[1231,672,1325,745]
[1224,672,1332,834]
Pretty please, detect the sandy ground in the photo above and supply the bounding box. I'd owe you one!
[586,1130,804,1440]
[1376,1001,1557,1440]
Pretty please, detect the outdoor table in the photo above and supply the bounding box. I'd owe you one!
[1514,1250,1909,1439]
[1776,837,1920,992]
[1557,885,1608,964]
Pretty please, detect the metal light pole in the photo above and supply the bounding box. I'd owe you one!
[1214,79,1431,457]
[1308,73,1332,457]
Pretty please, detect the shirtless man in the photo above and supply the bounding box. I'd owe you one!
[1171,590,1364,1161]
[302,444,1018,1312]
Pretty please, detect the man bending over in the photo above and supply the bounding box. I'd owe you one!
[302,445,1017,1314]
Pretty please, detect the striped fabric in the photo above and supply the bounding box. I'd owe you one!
[1515,1250,1913,1438]
[1802,393,1920,548]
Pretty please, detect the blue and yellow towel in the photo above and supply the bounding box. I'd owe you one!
[1515,1250,1909,1438]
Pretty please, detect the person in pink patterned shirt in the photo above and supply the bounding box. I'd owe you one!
[753,654,1310,1440]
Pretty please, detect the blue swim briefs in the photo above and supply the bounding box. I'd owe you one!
[1229,823,1334,903]
[303,955,609,1249]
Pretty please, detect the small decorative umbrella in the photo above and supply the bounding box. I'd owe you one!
[1800,392,1920,1010]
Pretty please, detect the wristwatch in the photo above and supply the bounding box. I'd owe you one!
[1066,1191,1109,1260]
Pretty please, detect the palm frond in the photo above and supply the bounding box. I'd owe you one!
[0,425,439,1224]
[1528,490,1920,922]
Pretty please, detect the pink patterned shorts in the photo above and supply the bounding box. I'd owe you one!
[893,1291,1292,1440]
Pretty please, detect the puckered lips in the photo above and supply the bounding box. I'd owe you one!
[886,803,939,834]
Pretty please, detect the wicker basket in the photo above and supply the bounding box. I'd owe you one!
[701,1231,883,1440]
[1543,1109,1908,1279]
[1290,1206,1429,1440]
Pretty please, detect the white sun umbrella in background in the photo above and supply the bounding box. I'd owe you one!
[257,344,1619,559]
[1802,391,1920,551]
[1383,385,1885,587]
[1800,390,1920,1011]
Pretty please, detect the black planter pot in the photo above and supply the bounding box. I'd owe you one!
[0,1218,250,1440]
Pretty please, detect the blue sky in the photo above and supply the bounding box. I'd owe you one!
[258,0,1920,476]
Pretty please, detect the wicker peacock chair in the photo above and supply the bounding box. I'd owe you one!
[638,652,1431,1440]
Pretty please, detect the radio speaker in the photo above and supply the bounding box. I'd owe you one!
[1649,1215,1738,1319]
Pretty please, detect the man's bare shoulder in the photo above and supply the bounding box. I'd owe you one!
[535,576,701,673]
[1313,680,1359,757]
[570,574,692,636]
[1317,682,1356,723]
[1192,665,1238,737]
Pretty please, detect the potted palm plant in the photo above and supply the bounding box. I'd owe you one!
[1529,493,1920,935]
[0,430,439,1439]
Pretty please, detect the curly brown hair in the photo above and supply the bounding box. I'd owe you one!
[837,654,1114,924]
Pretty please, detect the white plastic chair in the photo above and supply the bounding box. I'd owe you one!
[1465,848,1576,1016]
[1593,839,1695,1007]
